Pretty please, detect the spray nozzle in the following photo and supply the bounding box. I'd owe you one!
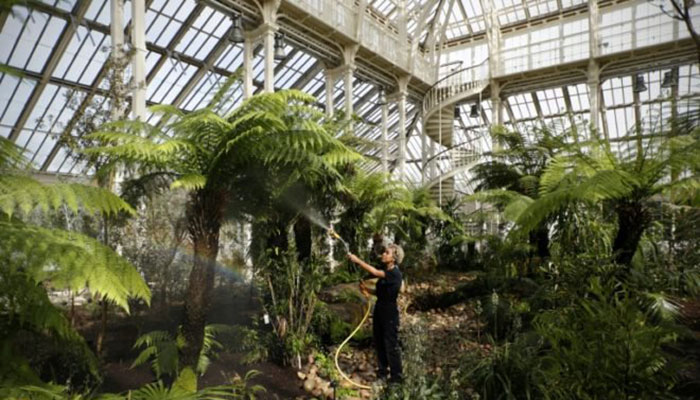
[328,228,341,240]
[328,228,349,253]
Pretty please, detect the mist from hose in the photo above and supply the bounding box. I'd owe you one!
[295,207,349,253]
[289,202,350,253]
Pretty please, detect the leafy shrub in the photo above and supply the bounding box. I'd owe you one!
[131,324,232,378]
[534,278,681,399]
[379,322,457,400]
[460,333,544,400]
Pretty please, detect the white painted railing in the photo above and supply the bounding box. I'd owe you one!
[424,140,482,188]
[422,58,490,117]
[288,0,434,84]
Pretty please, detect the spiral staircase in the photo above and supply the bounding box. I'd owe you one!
[422,60,489,204]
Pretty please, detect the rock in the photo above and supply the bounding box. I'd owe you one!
[297,371,306,380]
[312,387,322,397]
[303,378,316,393]
[309,365,318,376]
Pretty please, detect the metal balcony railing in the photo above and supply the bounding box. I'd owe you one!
[423,58,490,117]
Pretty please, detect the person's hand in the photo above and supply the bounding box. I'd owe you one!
[347,253,361,264]
[359,280,370,297]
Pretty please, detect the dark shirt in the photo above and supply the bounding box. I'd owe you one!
[375,266,402,307]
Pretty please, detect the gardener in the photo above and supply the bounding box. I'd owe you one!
[347,244,403,384]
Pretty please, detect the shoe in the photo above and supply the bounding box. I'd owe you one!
[388,376,403,385]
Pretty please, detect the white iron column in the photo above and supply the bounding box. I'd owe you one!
[491,81,503,151]
[483,0,502,144]
[259,0,281,94]
[429,139,436,180]
[397,93,407,179]
[587,0,601,137]
[341,45,359,119]
[243,37,254,99]
[110,0,124,53]
[110,0,124,121]
[344,66,354,117]
[421,119,427,182]
[131,0,147,120]
[381,100,389,173]
[396,75,410,180]
[324,68,335,117]
[263,26,276,93]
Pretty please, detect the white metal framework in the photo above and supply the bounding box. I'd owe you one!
[0,0,697,190]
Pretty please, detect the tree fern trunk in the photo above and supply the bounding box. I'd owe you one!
[613,200,649,267]
[534,225,550,260]
[181,191,222,368]
[293,217,311,262]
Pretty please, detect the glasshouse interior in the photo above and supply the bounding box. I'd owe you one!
[1,0,699,398]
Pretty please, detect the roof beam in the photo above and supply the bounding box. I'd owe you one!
[455,0,473,35]
[171,33,241,108]
[290,59,323,91]
[8,1,91,143]
[436,0,457,49]
[41,0,157,171]
[424,0,447,50]
[561,86,577,131]
[145,3,206,84]
[530,91,545,126]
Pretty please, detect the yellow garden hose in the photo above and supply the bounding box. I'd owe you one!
[334,296,373,390]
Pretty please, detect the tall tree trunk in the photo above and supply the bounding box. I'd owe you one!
[293,217,311,262]
[613,200,649,267]
[181,191,222,368]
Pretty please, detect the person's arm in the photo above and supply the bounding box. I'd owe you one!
[348,253,386,279]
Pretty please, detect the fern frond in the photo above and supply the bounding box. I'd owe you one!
[0,137,26,169]
[0,176,135,218]
[171,174,206,190]
[0,221,151,312]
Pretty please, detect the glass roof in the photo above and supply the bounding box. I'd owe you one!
[0,0,698,186]
[368,0,588,45]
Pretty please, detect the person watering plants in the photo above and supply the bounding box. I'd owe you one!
[347,244,404,384]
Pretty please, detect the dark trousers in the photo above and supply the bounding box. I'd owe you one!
[373,303,402,381]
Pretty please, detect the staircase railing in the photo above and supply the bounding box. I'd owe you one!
[423,58,490,117]
[423,140,482,187]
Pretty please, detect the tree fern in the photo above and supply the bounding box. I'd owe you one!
[0,137,150,387]
[515,128,699,266]
[86,75,359,367]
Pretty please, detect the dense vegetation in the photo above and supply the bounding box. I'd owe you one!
[0,65,698,400]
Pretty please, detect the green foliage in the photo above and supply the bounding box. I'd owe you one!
[1,222,150,311]
[226,324,271,365]
[0,137,149,388]
[461,334,543,400]
[256,248,325,364]
[534,278,681,399]
[379,322,457,400]
[87,78,359,365]
[514,130,699,266]
[131,325,233,378]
